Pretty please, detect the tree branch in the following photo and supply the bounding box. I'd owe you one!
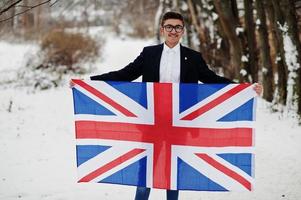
[0,0,51,23]
[0,0,23,16]
[50,0,60,7]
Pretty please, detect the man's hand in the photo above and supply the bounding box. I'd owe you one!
[69,80,75,88]
[253,83,263,96]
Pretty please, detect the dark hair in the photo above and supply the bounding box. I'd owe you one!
[160,11,184,27]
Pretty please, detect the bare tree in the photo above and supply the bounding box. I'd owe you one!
[266,0,288,105]
[213,0,242,80]
[255,0,275,102]
[244,0,259,83]
[0,0,22,16]
[187,0,211,58]
[280,0,301,116]
[0,0,52,24]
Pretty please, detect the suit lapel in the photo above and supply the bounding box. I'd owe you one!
[153,44,163,82]
[180,45,188,82]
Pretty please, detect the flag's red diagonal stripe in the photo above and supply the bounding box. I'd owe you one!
[78,148,145,182]
[196,153,252,191]
[181,84,250,120]
[73,79,137,117]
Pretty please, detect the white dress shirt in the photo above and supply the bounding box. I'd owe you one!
[159,43,181,83]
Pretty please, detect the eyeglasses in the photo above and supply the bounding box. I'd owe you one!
[163,24,184,33]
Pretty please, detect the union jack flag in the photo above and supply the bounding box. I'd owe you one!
[72,79,257,191]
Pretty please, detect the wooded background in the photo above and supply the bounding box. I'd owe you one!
[1,0,301,120]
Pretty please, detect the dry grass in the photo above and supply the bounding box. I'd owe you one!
[41,30,99,71]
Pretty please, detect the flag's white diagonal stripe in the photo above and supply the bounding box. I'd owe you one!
[74,81,154,123]
[177,150,249,191]
[207,153,254,182]
[88,81,150,118]
[77,139,154,186]
[74,85,124,117]
[177,84,238,119]
[90,150,148,183]
[192,84,256,122]
[77,145,132,180]
[173,146,254,190]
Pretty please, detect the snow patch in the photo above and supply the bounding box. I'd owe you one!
[241,55,249,62]
[240,69,247,76]
[235,27,244,35]
[278,23,300,111]
[212,12,219,21]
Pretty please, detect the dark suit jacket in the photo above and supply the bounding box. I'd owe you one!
[90,44,232,83]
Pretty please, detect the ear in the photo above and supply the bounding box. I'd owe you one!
[181,27,186,35]
[160,27,164,35]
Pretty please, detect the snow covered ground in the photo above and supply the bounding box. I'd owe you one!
[0,42,39,86]
[0,36,301,200]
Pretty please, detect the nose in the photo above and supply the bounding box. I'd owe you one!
[170,27,177,33]
[170,28,177,34]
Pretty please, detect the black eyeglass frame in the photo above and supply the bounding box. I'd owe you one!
[162,24,184,33]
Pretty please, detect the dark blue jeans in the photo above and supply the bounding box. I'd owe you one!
[134,187,179,200]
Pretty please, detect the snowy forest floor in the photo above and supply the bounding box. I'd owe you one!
[0,34,301,200]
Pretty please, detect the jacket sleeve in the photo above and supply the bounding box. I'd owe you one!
[197,53,234,84]
[90,48,145,81]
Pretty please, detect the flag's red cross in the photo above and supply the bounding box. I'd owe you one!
[74,80,252,190]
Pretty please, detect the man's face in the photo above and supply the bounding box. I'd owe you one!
[160,19,184,47]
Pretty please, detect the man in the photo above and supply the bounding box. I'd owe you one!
[72,11,262,200]
[90,13,234,84]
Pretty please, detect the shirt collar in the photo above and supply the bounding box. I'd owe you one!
[163,42,180,53]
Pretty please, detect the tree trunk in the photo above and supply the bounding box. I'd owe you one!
[34,0,42,30]
[213,0,242,80]
[9,0,16,32]
[232,0,251,82]
[155,0,164,43]
[244,0,259,82]
[280,0,301,116]
[187,0,209,56]
[255,0,275,102]
[266,0,288,105]
[21,0,35,35]
[179,0,192,47]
